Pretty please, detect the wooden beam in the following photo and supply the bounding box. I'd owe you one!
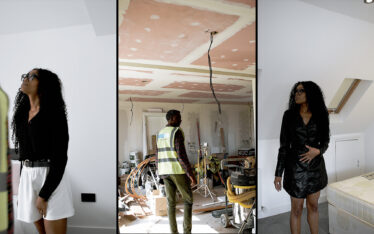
[193,204,233,213]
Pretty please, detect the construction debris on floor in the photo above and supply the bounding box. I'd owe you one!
[118,148,256,233]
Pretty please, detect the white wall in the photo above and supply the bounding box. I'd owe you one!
[258,133,364,219]
[118,102,253,165]
[258,0,374,141]
[0,2,116,232]
[258,0,374,219]
[364,123,374,173]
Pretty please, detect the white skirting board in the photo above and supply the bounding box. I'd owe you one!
[13,223,115,234]
[67,226,116,234]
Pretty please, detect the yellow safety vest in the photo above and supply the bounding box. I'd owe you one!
[157,127,186,175]
[0,87,9,232]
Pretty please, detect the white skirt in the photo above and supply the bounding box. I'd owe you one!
[17,165,75,223]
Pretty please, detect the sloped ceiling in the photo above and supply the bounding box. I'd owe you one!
[299,0,374,24]
[119,0,256,105]
[0,0,115,36]
[84,0,116,36]
[0,1,90,35]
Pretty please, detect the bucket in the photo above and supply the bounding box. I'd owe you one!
[123,168,130,174]
[233,187,255,227]
[129,152,141,161]
[122,161,130,168]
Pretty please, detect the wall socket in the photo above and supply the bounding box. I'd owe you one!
[81,193,96,202]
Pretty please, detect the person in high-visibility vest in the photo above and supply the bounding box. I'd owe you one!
[157,109,197,234]
[0,86,13,234]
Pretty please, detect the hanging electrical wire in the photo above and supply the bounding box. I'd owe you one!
[130,97,134,126]
[207,31,222,115]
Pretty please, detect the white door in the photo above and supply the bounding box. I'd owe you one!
[146,116,167,150]
[143,113,167,156]
[335,139,364,181]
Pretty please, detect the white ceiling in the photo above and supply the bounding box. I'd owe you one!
[299,0,374,24]
[0,0,115,36]
[84,0,116,36]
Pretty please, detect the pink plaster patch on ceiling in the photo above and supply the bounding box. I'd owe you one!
[119,0,239,62]
[163,81,244,92]
[119,90,169,96]
[119,78,153,86]
[225,0,256,8]
[127,97,197,103]
[119,68,153,74]
[179,92,251,99]
[192,23,255,70]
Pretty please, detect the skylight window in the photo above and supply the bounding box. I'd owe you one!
[328,78,361,114]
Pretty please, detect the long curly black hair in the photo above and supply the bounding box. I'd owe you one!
[288,81,330,133]
[11,68,67,153]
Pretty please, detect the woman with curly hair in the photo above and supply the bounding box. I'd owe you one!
[274,81,330,234]
[12,68,74,234]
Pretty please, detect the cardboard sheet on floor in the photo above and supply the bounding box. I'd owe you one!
[118,212,137,227]
[148,190,167,216]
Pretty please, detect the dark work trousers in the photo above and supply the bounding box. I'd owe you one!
[163,174,193,234]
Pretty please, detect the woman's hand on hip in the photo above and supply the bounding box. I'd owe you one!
[274,176,282,191]
[299,145,320,163]
[36,196,48,218]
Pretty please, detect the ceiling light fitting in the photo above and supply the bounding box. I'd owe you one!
[364,0,373,4]
[204,29,218,35]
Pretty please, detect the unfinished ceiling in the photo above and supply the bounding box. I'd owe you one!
[118,0,256,105]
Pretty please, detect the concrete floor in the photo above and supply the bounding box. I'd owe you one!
[120,185,255,233]
[258,202,329,234]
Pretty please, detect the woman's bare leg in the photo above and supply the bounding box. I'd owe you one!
[306,191,320,234]
[290,197,304,234]
[34,218,46,234]
[44,218,67,234]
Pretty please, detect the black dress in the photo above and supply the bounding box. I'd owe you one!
[275,110,329,198]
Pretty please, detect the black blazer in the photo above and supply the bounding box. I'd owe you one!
[275,110,329,198]
[18,109,68,201]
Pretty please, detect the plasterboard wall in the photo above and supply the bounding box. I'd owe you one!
[118,102,253,165]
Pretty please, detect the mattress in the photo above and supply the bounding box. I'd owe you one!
[327,172,374,233]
